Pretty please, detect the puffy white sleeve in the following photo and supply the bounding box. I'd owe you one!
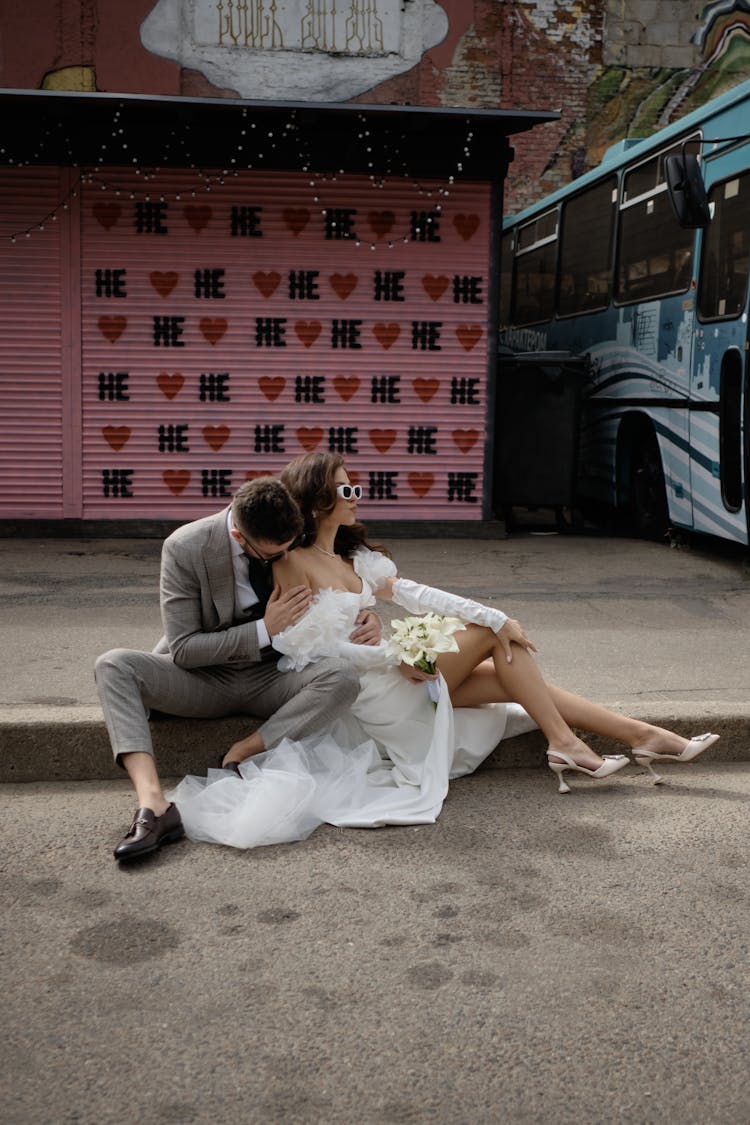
[352,547,397,593]
[391,578,509,635]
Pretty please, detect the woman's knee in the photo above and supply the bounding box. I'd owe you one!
[458,623,497,658]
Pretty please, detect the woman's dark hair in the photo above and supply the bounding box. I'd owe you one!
[280,452,387,559]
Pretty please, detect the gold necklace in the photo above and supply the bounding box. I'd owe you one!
[311,542,338,559]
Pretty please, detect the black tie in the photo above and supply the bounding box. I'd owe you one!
[246,555,273,617]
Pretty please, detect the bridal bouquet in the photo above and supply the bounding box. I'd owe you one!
[385,612,465,675]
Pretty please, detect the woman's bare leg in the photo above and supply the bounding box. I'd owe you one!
[438,625,695,761]
[543,684,694,757]
[438,627,605,770]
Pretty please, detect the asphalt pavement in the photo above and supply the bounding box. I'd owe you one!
[2,524,749,1123]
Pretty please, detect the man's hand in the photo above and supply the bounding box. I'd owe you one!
[349,610,382,646]
[398,662,437,684]
[497,618,538,663]
[264,584,312,637]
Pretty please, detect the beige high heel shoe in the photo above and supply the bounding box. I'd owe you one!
[633,732,720,784]
[546,750,630,794]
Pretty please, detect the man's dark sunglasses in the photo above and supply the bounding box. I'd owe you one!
[236,529,301,563]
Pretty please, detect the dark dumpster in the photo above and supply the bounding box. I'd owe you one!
[494,350,588,525]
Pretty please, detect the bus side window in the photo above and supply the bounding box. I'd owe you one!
[511,209,558,326]
[514,245,557,324]
[698,173,750,321]
[617,144,696,304]
[557,176,616,317]
[616,194,694,302]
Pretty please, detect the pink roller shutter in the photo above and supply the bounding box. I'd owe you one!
[79,168,491,520]
[0,168,70,517]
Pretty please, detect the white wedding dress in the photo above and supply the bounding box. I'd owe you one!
[168,549,537,848]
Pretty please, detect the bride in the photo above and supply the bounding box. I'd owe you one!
[169,452,719,848]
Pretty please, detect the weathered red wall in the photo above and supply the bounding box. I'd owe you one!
[1,1,178,93]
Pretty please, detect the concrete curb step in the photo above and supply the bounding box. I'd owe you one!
[2,702,749,783]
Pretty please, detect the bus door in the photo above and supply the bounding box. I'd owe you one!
[694,158,750,546]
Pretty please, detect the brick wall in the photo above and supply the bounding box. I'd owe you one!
[357,0,750,213]
[3,1,750,214]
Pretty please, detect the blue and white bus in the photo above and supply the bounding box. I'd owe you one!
[499,78,750,544]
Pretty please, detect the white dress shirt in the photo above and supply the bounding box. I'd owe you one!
[226,510,271,648]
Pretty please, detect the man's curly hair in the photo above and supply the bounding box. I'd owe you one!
[231,477,303,544]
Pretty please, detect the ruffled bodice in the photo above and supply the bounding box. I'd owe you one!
[272,548,397,672]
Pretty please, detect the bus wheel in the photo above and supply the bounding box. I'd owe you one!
[626,427,669,541]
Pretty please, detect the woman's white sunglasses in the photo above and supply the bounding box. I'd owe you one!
[336,483,363,500]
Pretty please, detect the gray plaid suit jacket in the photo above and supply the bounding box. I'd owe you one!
[154,507,264,667]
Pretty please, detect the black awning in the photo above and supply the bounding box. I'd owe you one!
[0,88,558,180]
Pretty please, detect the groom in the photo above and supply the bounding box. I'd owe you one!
[96,476,378,863]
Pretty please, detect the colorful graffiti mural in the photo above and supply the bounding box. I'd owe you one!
[503,0,750,209]
[2,2,750,212]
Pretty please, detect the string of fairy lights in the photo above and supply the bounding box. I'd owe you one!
[2,101,476,247]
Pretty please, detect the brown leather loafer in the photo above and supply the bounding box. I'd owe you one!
[114,802,184,862]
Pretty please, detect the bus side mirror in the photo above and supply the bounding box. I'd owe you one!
[665,153,711,228]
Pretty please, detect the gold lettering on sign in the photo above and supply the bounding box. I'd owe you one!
[214,1,386,53]
[344,1,384,53]
[217,0,284,48]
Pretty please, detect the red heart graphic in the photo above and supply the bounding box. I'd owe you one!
[456,324,482,351]
[452,429,479,453]
[373,322,400,350]
[202,425,230,451]
[184,205,212,233]
[253,271,281,298]
[259,376,285,401]
[368,210,395,235]
[156,372,185,400]
[297,427,324,451]
[98,316,127,343]
[329,273,358,299]
[333,376,360,401]
[422,274,449,301]
[150,271,179,298]
[408,472,434,497]
[283,208,310,235]
[413,377,440,403]
[347,471,361,486]
[200,318,227,345]
[92,202,121,230]
[295,320,321,347]
[245,470,270,481]
[453,213,480,241]
[163,470,191,495]
[369,429,397,453]
[102,426,131,451]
